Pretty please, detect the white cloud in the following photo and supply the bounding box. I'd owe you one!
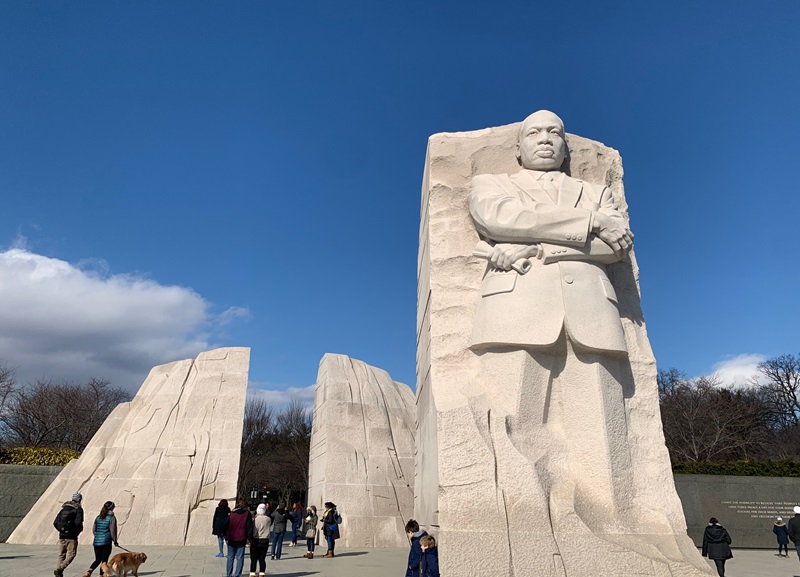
[0,248,248,391]
[710,353,766,388]
[247,383,316,408]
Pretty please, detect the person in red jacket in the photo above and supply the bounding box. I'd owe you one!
[222,499,253,577]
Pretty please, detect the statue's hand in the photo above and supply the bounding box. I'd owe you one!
[489,243,540,270]
[592,213,634,258]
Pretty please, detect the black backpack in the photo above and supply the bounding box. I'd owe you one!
[53,507,76,533]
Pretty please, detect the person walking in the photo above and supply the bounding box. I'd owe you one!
[53,492,84,577]
[222,498,253,577]
[788,506,800,562]
[303,505,318,559]
[774,516,790,557]
[82,501,118,577]
[404,519,428,577]
[289,502,303,547]
[269,504,292,560]
[249,503,272,577]
[213,499,231,558]
[702,517,733,577]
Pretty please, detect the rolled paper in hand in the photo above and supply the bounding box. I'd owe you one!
[473,240,532,275]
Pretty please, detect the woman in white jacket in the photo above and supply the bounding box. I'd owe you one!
[249,504,272,577]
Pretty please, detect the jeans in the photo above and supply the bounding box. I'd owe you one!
[226,543,246,577]
[291,521,301,544]
[217,535,226,555]
[306,537,315,552]
[56,539,78,571]
[270,531,285,559]
[326,534,336,552]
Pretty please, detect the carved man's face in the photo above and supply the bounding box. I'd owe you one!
[516,110,567,171]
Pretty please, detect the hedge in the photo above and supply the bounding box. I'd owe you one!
[0,446,81,466]
[672,459,800,477]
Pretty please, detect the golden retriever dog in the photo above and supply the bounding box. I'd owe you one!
[101,552,147,577]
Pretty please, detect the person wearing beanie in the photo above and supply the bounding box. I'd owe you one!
[303,505,318,559]
[52,492,84,577]
[774,516,790,557]
[249,503,272,577]
[787,506,800,562]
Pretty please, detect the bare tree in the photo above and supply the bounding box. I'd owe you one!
[658,370,770,461]
[756,354,800,429]
[3,378,130,450]
[237,396,276,497]
[237,397,312,504]
[0,364,17,446]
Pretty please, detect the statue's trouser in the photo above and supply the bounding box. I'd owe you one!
[460,334,713,577]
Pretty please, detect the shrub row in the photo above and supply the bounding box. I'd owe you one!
[672,459,800,477]
[0,446,80,466]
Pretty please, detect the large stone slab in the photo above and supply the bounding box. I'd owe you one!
[0,464,63,542]
[307,353,415,547]
[675,474,800,549]
[416,118,713,576]
[7,347,249,546]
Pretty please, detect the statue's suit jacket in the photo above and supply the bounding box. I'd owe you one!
[469,169,628,355]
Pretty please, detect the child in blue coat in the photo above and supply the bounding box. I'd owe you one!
[420,534,439,577]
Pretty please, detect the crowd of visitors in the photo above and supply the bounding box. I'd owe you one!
[54,488,800,577]
[210,497,340,577]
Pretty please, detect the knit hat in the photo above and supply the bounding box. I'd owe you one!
[256,504,266,515]
[71,492,82,503]
[794,506,800,514]
[777,517,783,521]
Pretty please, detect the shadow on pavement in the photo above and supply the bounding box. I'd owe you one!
[332,551,368,557]
[278,573,318,577]
[0,556,32,560]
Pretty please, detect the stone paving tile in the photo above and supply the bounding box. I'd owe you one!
[1,542,798,576]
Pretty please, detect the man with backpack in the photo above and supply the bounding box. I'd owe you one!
[53,492,84,577]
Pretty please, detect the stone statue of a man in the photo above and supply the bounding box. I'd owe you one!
[463,110,712,576]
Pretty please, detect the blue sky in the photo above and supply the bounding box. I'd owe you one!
[1,1,798,400]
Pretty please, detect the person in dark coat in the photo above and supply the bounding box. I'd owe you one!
[787,506,800,562]
[322,502,342,558]
[774,516,790,557]
[269,504,293,560]
[404,519,428,577]
[420,534,440,577]
[212,499,231,558]
[53,492,85,577]
[702,517,733,577]
[221,498,253,577]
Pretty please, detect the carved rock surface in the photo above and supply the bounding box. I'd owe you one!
[416,123,714,576]
[307,353,415,547]
[8,347,249,546]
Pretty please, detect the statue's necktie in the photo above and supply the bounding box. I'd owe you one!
[539,172,559,203]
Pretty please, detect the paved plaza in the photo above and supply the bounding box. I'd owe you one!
[0,543,798,577]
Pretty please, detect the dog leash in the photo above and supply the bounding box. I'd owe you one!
[115,544,132,553]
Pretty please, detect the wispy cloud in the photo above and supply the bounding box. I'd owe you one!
[0,248,249,391]
[710,353,766,388]
[247,382,316,408]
